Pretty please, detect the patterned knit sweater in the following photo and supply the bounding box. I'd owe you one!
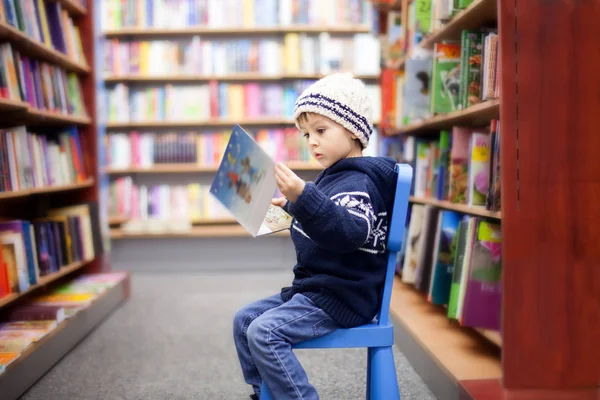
[280,156,398,328]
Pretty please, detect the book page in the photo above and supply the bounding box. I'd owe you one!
[256,205,293,236]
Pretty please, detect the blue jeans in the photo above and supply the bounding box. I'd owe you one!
[233,293,340,399]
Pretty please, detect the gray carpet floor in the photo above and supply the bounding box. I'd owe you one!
[20,271,436,400]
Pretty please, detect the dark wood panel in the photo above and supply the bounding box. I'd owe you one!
[499,0,600,389]
[460,379,600,400]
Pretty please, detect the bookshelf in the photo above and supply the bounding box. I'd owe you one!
[103,26,373,38]
[0,1,129,398]
[99,0,381,241]
[109,225,290,239]
[103,74,380,83]
[375,0,600,398]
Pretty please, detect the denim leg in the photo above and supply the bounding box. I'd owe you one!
[246,293,340,400]
[233,293,284,395]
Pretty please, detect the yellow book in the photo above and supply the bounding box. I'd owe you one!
[284,33,300,74]
[36,0,53,48]
[139,41,149,75]
[33,292,95,306]
[243,0,255,27]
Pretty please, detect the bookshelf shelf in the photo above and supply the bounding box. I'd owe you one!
[389,99,499,135]
[0,259,92,310]
[370,0,402,11]
[21,109,91,126]
[0,98,29,112]
[109,225,290,239]
[409,196,501,220]
[103,25,372,38]
[390,278,501,382]
[103,74,380,83]
[109,217,237,226]
[418,0,498,49]
[0,179,95,201]
[106,162,321,175]
[55,0,88,17]
[0,276,130,400]
[0,22,90,74]
[105,118,296,129]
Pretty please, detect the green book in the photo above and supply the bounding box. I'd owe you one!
[431,42,462,114]
[447,219,469,319]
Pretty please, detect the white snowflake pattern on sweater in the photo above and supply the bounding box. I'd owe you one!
[330,192,388,254]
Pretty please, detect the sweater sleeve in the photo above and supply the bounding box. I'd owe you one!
[287,178,377,253]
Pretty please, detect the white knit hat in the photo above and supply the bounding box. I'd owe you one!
[293,72,374,149]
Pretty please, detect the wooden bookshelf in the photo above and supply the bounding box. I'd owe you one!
[103,74,380,83]
[0,259,92,309]
[109,216,236,226]
[109,225,290,239]
[105,118,296,129]
[389,99,499,135]
[0,179,95,201]
[0,98,29,112]
[0,276,130,400]
[378,1,600,399]
[55,0,88,16]
[103,25,372,38]
[409,196,501,220]
[370,0,402,12]
[390,278,501,382]
[418,0,498,49]
[0,2,129,399]
[106,162,321,175]
[0,22,90,74]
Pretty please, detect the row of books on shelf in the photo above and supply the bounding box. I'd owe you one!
[105,81,381,123]
[0,272,127,375]
[381,29,499,129]
[398,208,501,331]
[0,202,102,299]
[0,0,87,66]
[378,0,477,68]
[0,43,87,117]
[104,33,380,77]
[382,120,501,212]
[109,178,230,225]
[101,0,372,30]
[0,126,88,193]
[106,128,320,169]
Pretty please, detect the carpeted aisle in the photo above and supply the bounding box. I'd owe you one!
[21,271,436,400]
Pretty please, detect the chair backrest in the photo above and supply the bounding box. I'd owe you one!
[376,163,413,326]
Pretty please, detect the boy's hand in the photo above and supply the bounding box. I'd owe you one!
[271,197,288,208]
[274,163,305,203]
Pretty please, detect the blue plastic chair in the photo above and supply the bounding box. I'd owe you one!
[260,164,413,400]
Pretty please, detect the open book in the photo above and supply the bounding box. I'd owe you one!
[209,125,293,237]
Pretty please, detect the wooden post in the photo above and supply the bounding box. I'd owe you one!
[499,0,600,391]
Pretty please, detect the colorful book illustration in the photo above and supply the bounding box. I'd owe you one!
[467,132,491,207]
[447,219,470,319]
[210,125,292,237]
[431,42,462,114]
[428,211,462,305]
[401,204,425,284]
[448,127,472,204]
[460,220,502,330]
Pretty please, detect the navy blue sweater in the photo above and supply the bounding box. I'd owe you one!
[280,156,398,328]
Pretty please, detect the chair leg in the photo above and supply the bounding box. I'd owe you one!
[369,346,400,400]
[366,347,373,399]
[259,381,272,400]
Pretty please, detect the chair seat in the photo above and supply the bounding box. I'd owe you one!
[292,322,394,349]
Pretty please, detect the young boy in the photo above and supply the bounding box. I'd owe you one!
[233,73,398,400]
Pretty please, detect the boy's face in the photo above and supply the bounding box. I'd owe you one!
[298,113,363,168]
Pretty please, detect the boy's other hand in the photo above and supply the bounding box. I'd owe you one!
[271,197,288,208]
[274,163,305,203]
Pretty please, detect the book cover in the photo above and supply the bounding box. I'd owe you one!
[401,204,425,284]
[428,211,462,305]
[210,125,292,237]
[467,132,491,207]
[460,220,502,330]
[447,218,470,319]
[448,127,472,203]
[431,42,462,114]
